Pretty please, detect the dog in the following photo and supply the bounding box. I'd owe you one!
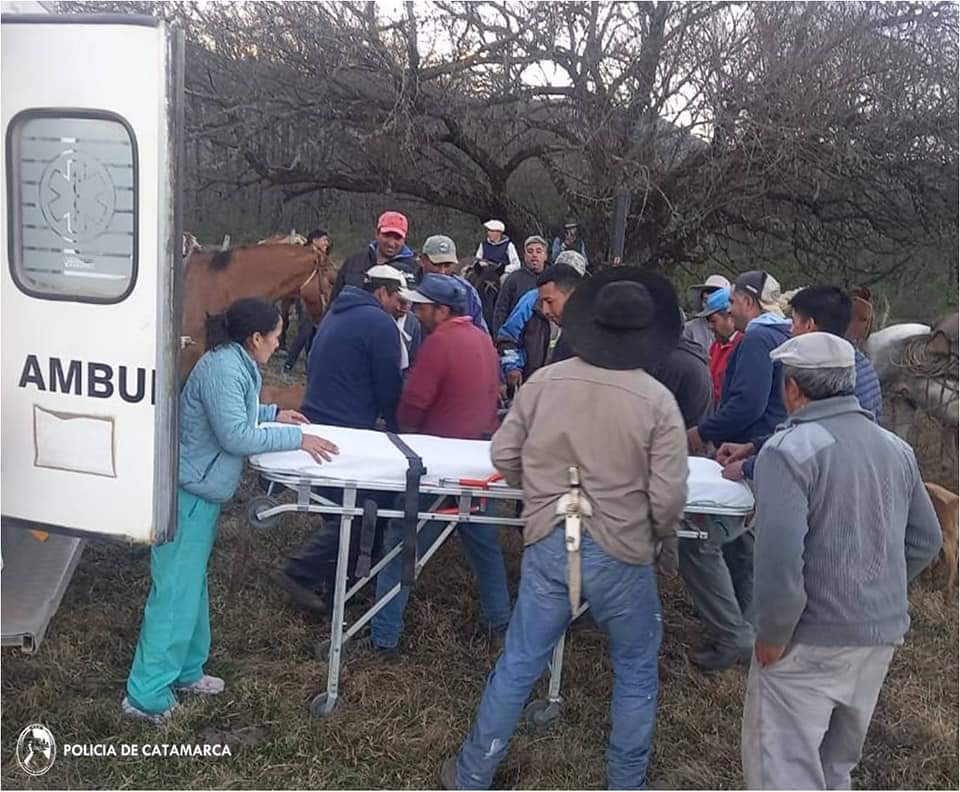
[924,482,959,603]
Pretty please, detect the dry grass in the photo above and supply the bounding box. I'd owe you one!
[3,474,957,790]
[2,352,957,790]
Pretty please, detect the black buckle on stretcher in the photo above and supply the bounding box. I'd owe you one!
[353,498,379,580]
[386,433,426,591]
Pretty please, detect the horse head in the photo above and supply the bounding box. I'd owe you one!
[867,316,959,438]
[179,243,331,384]
[466,258,502,288]
[778,287,806,318]
[299,248,334,323]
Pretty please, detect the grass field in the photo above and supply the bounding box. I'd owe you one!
[2,353,958,790]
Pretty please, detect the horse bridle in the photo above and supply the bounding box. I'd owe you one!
[299,250,332,316]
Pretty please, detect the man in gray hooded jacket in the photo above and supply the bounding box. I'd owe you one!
[742,332,941,791]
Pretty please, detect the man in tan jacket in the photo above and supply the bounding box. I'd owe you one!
[441,268,689,791]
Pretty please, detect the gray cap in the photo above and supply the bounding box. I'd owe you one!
[421,234,458,265]
[554,250,587,276]
[524,235,548,250]
[770,332,855,369]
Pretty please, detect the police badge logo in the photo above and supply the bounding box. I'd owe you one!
[16,723,57,776]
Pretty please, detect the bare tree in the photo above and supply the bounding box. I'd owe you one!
[61,1,959,288]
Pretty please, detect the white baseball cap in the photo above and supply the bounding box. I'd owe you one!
[690,274,731,292]
[483,219,506,232]
[365,264,408,288]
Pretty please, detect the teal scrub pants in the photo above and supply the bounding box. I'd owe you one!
[126,488,221,714]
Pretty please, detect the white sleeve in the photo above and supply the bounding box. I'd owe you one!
[475,243,484,260]
[506,243,521,273]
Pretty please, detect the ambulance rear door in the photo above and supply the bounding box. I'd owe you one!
[1,13,184,544]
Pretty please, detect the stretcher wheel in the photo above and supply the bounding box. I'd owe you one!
[246,495,279,530]
[523,699,560,731]
[309,692,337,718]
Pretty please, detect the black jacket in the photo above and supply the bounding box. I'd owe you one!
[491,267,539,334]
[648,336,713,428]
[331,243,418,301]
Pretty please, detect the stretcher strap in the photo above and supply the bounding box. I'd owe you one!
[353,498,379,579]
[456,473,503,488]
[386,432,426,591]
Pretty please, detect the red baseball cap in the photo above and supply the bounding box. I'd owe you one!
[377,211,408,239]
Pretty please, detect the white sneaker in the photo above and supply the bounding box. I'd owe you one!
[121,696,177,725]
[174,674,225,695]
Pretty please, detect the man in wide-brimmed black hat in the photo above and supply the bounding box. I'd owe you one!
[441,268,689,791]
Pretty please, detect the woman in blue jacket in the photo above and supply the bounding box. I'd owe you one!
[123,298,338,723]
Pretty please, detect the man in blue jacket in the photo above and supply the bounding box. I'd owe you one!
[301,264,404,429]
[688,271,791,453]
[496,253,586,388]
[272,264,405,613]
[682,270,792,672]
[718,285,885,482]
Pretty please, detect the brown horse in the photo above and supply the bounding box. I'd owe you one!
[257,231,314,346]
[180,243,334,385]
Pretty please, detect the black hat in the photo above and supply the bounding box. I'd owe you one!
[562,267,681,370]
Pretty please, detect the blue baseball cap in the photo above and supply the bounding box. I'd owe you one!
[401,273,466,313]
[696,287,731,318]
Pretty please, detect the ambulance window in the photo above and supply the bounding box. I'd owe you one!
[6,111,137,303]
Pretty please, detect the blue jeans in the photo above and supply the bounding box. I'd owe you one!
[456,526,663,790]
[371,496,512,649]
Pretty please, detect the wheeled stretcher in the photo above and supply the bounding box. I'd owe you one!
[248,424,754,720]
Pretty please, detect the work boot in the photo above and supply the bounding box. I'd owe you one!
[174,675,225,695]
[439,756,459,790]
[269,569,329,615]
[691,643,752,672]
[121,697,178,725]
[348,634,401,665]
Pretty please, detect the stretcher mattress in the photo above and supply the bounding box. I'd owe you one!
[250,424,754,513]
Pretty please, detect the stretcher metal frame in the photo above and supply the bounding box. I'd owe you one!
[247,463,750,723]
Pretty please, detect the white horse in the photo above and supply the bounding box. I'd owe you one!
[866,317,959,435]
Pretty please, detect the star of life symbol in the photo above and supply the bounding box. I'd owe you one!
[16,723,57,776]
[39,150,116,243]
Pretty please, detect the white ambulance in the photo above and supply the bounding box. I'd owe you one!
[1,3,184,651]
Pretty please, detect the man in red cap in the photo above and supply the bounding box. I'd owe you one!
[331,211,419,301]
